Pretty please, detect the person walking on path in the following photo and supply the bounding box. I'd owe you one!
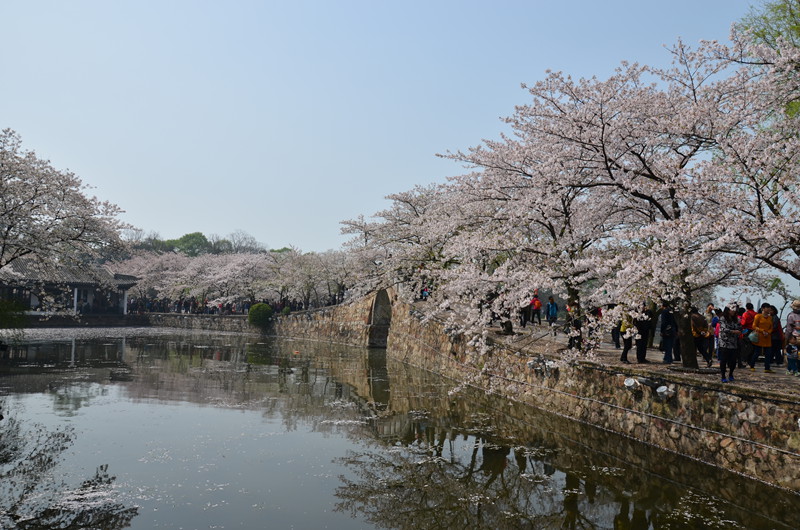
[690,307,713,368]
[770,304,784,366]
[711,308,722,360]
[531,295,543,325]
[546,297,558,334]
[619,310,633,364]
[740,303,757,367]
[611,317,621,349]
[718,306,742,383]
[519,297,531,328]
[705,304,717,361]
[659,302,677,364]
[749,304,775,373]
[785,299,800,346]
[633,305,651,364]
[786,331,799,376]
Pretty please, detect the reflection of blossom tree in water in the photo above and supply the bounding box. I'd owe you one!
[0,405,138,529]
[334,439,572,529]
[334,433,755,530]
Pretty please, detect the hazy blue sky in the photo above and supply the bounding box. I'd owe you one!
[1,0,754,252]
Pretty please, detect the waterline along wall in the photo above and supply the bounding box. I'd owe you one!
[145,313,251,333]
[147,289,800,493]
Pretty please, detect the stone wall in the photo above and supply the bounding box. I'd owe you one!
[143,296,377,343]
[267,296,377,345]
[23,314,151,328]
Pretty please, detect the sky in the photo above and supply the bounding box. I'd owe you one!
[0,0,756,253]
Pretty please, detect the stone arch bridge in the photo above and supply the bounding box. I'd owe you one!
[272,288,399,349]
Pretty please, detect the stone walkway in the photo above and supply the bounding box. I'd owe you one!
[497,322,800,402]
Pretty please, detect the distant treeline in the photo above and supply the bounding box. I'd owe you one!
[123,229,283,256]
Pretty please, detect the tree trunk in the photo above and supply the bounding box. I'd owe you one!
[675,309,699,369]
[566,286,583,351]
[673,271,700,369]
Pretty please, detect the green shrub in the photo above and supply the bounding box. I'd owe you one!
[281,306,291,316]
[248,303,273,331]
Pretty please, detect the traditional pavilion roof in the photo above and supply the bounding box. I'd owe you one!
[0,257,137,289]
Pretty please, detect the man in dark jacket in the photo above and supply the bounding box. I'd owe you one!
[634,305,651,364]
[660,302,677,364]
[690,307,712,368]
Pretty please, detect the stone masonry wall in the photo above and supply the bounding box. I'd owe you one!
[267,296,376,345]
[144,298,375,342]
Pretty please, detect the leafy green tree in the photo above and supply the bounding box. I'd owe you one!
[738,0,800,115]
[248,303,273,331]
[128,230,265,256]
[170,232,211,257]
[738,0,800,50]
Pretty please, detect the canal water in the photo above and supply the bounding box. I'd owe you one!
[0,328,797,529]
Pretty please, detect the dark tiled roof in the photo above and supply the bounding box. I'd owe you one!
[0,257,137,289]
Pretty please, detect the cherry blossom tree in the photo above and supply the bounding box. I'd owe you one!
[199,253,275,307]
[698,32,800,284]
[0,129,125,271]
[435,131,638,341]
[266,247,333,309]
[315,249,357,304]
[288,251,324,309]
[113,251,190,301]
[342,184,466,303]
[343,26,800,367]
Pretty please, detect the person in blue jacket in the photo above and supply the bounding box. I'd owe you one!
[545,297,558,333]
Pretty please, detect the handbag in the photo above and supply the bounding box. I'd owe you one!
[748,331,760,344]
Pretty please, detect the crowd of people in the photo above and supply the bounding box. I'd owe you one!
[613,299,800,383]
[515,293,800,385]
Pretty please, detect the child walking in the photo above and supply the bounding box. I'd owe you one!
[786,331,799,376]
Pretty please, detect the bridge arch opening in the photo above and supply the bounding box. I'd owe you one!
[368,289,392,348]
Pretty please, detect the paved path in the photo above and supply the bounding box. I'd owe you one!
[496,322,800,402]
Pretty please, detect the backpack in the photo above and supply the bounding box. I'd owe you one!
[532,298,542,310]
